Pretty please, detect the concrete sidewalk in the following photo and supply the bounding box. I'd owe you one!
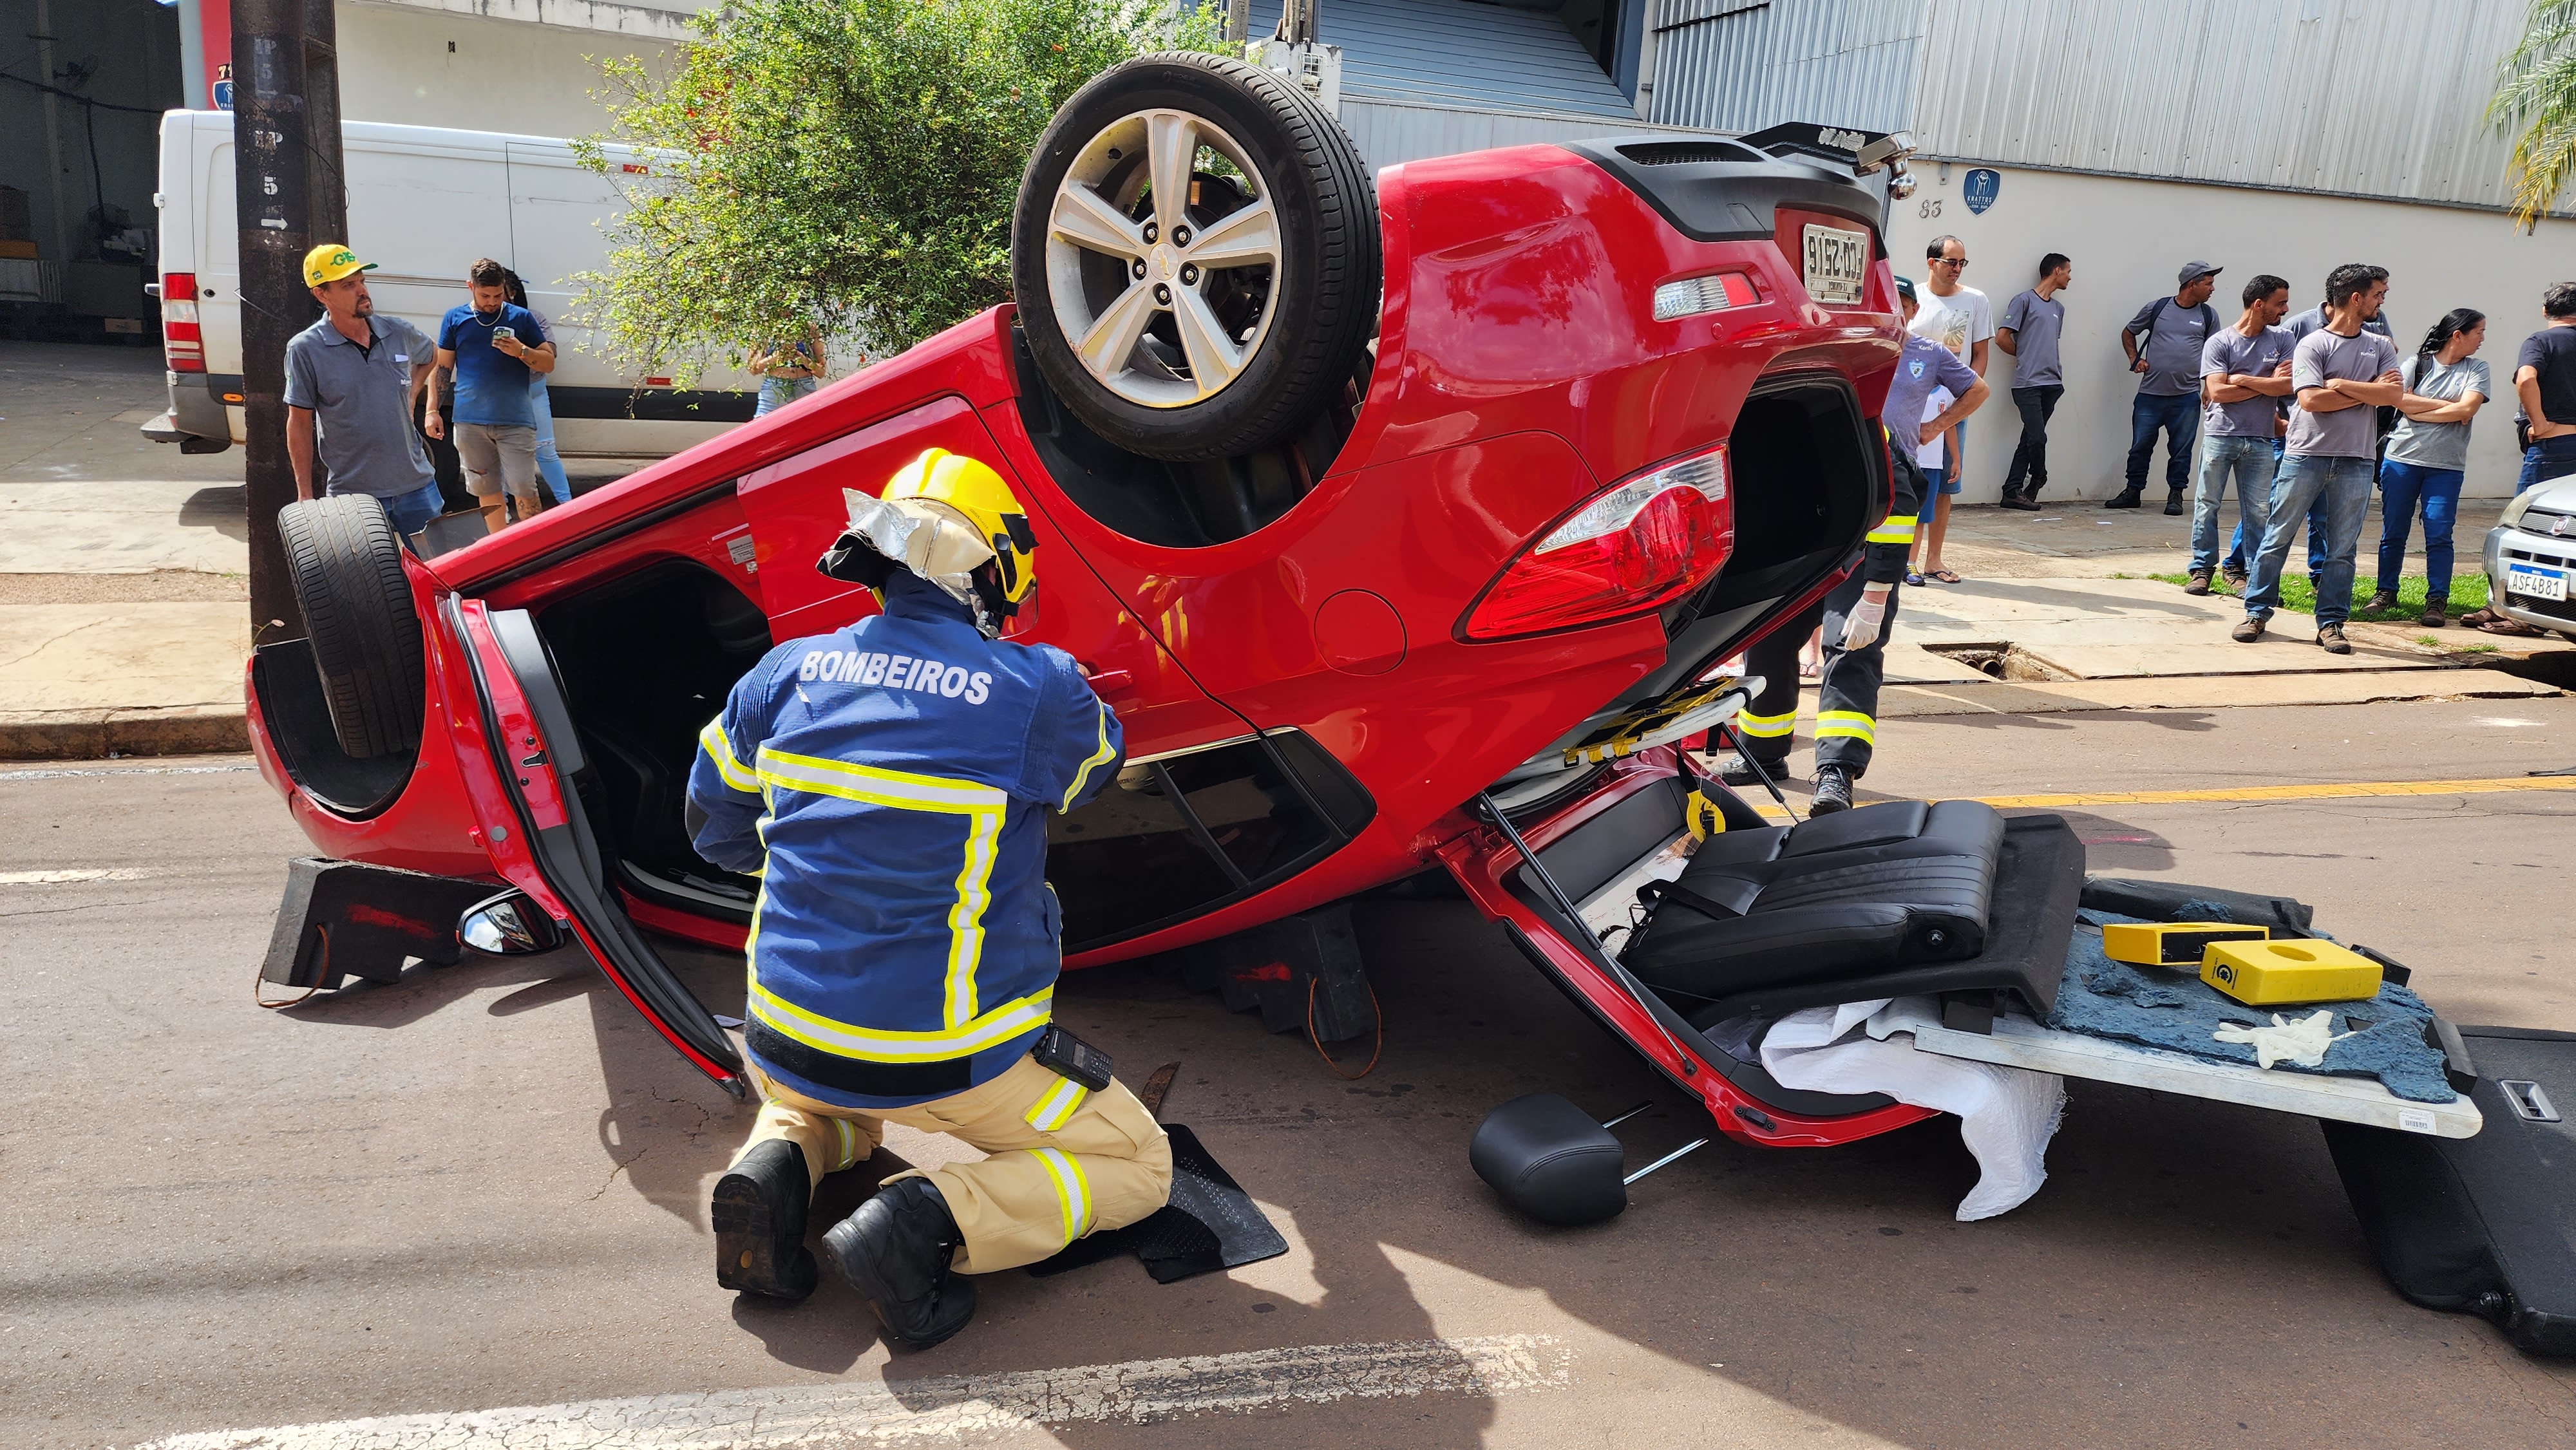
[2,342,253,758]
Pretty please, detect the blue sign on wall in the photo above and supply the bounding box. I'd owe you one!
[1964,168,2001,215]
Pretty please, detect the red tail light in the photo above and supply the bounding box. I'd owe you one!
[162,272,204,372]
[1459,443,1734,643]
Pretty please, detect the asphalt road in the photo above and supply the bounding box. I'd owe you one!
[5,699,2573,1449]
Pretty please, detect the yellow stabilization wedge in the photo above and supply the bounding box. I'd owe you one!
[2201,938,2384,1006]
[2101,921,2271,968]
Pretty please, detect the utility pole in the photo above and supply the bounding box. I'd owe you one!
[232,0,345,641]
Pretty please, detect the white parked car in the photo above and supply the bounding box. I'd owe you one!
[144,111,755,461]
[2483,476,2576,639]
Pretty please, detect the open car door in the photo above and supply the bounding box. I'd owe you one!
[444,594,748,1097]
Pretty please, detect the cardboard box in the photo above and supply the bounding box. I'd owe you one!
[0,239,37,260]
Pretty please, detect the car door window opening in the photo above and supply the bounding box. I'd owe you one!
[535,558,775,918]
[1049,730,1374,953]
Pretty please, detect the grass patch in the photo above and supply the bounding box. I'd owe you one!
[2148,570,2489,619]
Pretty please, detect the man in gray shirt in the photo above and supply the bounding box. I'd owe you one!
[283,243,442,538]
[1996,252,2069,509]
[2235,264,2399,655]
[2185,274,2293,594]
[2116,261,2222,512]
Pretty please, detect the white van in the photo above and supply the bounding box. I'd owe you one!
[145,111,753,459]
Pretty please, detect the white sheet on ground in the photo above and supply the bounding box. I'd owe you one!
[1759,997,2066,1221]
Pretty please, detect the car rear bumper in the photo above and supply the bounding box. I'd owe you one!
[149,370,235,449]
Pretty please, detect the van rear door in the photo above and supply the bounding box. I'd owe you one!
[502,138,757,458]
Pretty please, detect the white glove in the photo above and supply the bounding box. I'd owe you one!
[1839,588,1891,651]
[2213,1010,2354,1069]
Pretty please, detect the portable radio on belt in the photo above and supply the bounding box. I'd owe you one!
[1033,1024,1113,1091]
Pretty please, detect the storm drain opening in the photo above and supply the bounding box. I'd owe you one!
[1922,641,2081,683]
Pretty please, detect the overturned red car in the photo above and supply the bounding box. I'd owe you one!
[251,55,1918,1144]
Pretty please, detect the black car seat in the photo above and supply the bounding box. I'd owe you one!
[1620,799,2078,1027]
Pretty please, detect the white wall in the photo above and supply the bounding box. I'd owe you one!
[1885,165,2576,502]
[334,5,677,140]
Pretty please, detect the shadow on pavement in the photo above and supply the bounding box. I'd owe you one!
[180,485,249,542]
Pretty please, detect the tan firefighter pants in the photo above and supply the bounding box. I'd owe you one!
[733,1053,1173,1274]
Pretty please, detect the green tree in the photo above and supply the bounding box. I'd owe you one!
[573,0,1225,385]
[2492,0,2576,231]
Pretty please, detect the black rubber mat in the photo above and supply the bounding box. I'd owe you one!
[1027,1124,1288,1284]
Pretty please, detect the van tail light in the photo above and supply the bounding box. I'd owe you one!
[1459,443,1734,643]
[162,272,204,373]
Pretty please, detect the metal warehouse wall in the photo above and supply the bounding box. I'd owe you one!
[1909,0,2549,213]
[1251,0,1683,169]
[1646,0,1929,135]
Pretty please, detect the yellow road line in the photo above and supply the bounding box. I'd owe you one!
[1743,775,2576,820]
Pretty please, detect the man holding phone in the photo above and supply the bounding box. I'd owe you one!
[426,256,553,533]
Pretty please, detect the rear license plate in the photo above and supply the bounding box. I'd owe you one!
[2508,562,2568,602]
[1801,223,1870,306]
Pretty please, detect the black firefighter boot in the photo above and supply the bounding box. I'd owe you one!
[824,1176,977,1350]
[714,1138,820,1300]
[2103,489,2143,509]
[1809,764,1855,815]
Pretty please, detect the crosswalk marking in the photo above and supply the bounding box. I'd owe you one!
[138,1334,1573,1449]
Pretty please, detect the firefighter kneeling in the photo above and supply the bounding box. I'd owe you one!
[685,448,1168,1350]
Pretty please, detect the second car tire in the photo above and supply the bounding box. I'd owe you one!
[1012,51,1381,464]
[278,494,426,760]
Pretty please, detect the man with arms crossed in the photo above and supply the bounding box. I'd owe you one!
[2235,264,2398,655]
[2186,274,2293,595]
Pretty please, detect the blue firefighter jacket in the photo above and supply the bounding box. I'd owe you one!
[686,572,1125,1111]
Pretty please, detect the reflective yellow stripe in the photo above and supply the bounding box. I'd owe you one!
[755,747,1006,813]
[1023,1076,1090,1133]
[755,746,1007,1030]
[1814,710,1877,745]
[698,718,759,793]
[1062,704,1117,810]
[747,981,1053,1062]
[835,1116,860,1172]
[1028,1145,1092,1244]
[1735,708,1796,739]
[943,806,1002,1024]
[1864,513,1918,544]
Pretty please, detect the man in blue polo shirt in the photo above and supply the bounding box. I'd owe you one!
[426,257,554,534]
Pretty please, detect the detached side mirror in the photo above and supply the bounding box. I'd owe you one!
[458,890,564,956]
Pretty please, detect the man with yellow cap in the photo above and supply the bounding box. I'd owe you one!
[685,447,1166,1351]
[283,245,444,537]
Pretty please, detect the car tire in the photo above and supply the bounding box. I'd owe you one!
[1012,50,1379,463]
[278,494,426,760]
